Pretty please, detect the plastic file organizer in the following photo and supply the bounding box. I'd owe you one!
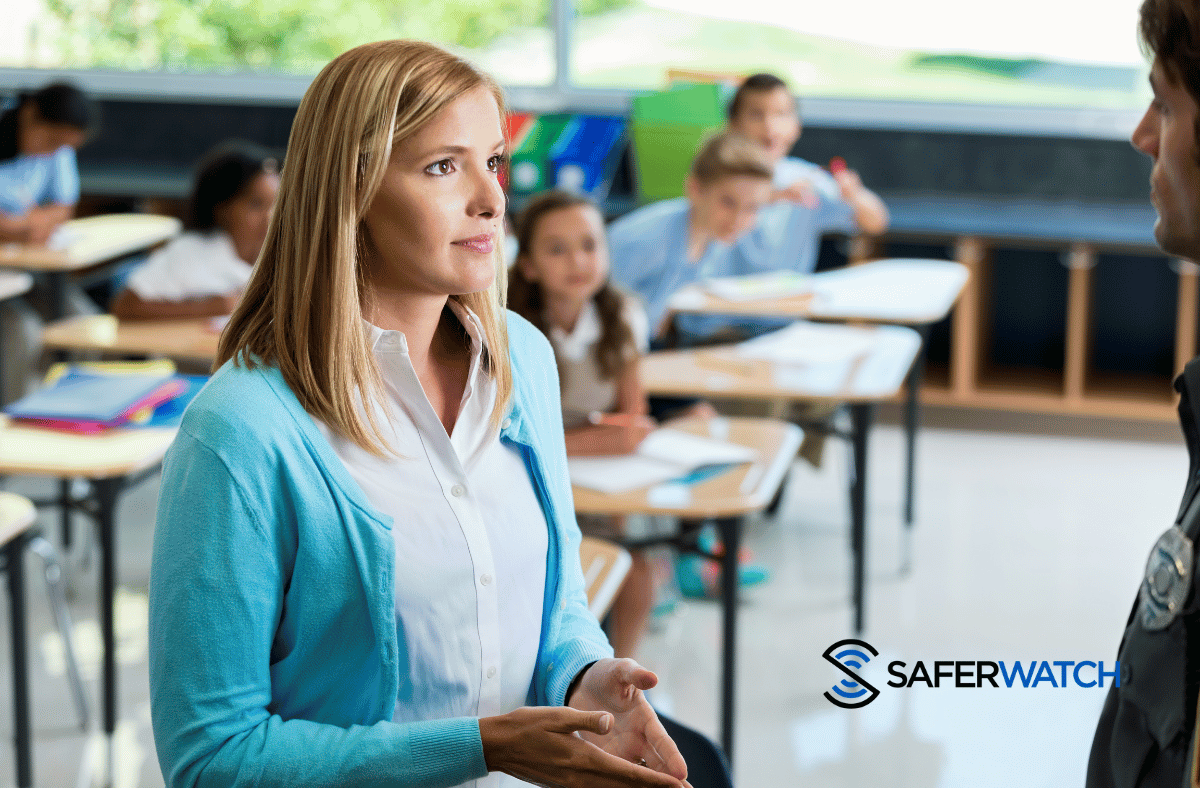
[630,83,727,201]
[548,115,627,199]
[509,114,572,194]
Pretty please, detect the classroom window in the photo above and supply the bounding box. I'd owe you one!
[2,0,566,86]
[569,0,1151,108]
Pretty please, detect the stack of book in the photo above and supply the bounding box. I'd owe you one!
[4,361,206,434]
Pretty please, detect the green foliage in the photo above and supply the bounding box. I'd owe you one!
[35,0,631,72]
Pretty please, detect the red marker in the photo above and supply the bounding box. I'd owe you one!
[829,156,848,175]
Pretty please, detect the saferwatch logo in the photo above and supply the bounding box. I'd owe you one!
[823,639,881,708]
[822,639,1121,708]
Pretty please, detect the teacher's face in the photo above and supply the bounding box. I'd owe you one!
[362,85,506,300]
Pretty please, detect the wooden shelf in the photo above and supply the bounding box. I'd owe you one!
[866,231,1190,426]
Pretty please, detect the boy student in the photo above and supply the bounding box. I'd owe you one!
[607,130,775,346]
[727,73,889,275]
[1088,1,1200,786]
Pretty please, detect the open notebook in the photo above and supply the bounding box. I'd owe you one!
[568,428,757,494]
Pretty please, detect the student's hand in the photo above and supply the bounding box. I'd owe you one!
[832,168,865,202]
[566,659,689,785]
[610,421,655,454]
[774,179,818,209]
[25,211,59,245]
[479,704,686,788]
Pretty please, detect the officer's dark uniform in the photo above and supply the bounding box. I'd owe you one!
[1087,358,1200,787]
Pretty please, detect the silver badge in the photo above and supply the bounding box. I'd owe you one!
[1139,525,1194,630]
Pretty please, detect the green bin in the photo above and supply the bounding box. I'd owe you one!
[631,83,727,202]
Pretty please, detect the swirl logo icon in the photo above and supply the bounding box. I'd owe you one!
[823,639,881,708]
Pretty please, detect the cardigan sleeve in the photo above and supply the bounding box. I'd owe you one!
[148,430,489,788]
[505,315,615,707]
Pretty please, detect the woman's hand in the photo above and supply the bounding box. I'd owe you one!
[567,659,689,783]
[479,705,686,788]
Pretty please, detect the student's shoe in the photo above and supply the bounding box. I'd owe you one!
[675,554,770,600]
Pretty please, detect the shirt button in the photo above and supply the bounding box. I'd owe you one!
[480,573,492,586]
[451,484,466,497]
[487,666,497,679]
[502,418,512,429]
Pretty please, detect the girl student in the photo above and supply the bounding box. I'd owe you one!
[147,40,687,788]
[0,82,96,402]
[508,189,658,659]
[112,141,279,320]
[0,81,95,245]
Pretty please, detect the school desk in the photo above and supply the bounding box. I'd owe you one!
[42,314,220,364]
[667,258,968,529]
[0,417,175,788]
[642,324,922,643]
[2,492,37,788]
[578,536,632,619]
[573,416,803,762]
[0,214,181,319]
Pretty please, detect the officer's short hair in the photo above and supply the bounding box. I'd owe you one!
[1141,0,1200,141]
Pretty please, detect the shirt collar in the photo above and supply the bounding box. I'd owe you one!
[364,298,488,359]
[547,299,600,362]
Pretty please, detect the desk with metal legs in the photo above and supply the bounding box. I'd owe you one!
[667,258,967,529]
[0,419,175,787]
[642,323,922,639]
[573,416,802,763]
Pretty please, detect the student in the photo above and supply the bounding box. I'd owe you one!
[0,82,94,245]
[1087,2,1200,786]
[508,189,657,659]
[112,142,279,319]
[727,72,888,275]
[0,82,95,403]
[607,130,775,346]
[148,40,686,788]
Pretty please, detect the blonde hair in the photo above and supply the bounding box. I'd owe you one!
[689,130,775,185]
[216,40,512,456]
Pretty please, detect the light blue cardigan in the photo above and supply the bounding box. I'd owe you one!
[148,312,613,788]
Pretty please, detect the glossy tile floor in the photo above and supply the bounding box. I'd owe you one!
[0,417,1188,787]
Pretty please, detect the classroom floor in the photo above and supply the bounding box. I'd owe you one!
[0,416,1187,788]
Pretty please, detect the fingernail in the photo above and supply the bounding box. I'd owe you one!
[601,713,613,732]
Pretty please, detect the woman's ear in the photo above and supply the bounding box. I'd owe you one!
[683,175,701,203]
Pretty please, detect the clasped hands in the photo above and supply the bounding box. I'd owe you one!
[479,658,691,788]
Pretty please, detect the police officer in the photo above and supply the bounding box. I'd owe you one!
[1088,1,1200,785]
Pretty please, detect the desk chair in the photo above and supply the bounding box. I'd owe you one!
[0,499,92,726]
[2,492,90,788]
[657,712,734,788]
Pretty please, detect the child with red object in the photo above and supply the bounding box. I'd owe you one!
[727,72,889,275]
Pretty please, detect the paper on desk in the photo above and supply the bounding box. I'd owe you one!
[734,322,876,366]
[568,428,756,494]
[702,271,812,302]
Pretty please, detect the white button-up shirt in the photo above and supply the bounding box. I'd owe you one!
[315,302,547,788]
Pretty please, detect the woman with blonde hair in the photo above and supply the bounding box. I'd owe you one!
[148,40,687,788]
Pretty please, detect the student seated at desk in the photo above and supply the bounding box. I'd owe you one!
[607,131,775,347]
[726,72,889,275]
[112,142,279,320]
[508,190,656,659]
[0,82,94,245]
